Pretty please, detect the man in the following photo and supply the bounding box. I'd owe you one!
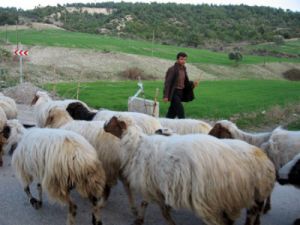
[163,52,198,119]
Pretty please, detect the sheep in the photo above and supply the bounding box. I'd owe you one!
[278,153,300,225]
[261,127,300,171]
[0,92,17,119]
[31,91,88,127]
[2,119,106,225]
[104,115,276,225]
[159,117,212,134]
[44,106,138,216]
[66,101,162,134]
[209,120,272,147]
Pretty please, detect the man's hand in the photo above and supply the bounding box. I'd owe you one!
[193,80,199,88]
[163,98,169,102]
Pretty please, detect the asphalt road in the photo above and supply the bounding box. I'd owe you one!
[0,154,299,225]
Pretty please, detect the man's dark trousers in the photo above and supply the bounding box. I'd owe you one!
[166,89,185,119]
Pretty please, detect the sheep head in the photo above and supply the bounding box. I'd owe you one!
[209,122,233,139]
[31,91,51,106]
[104,116,127,139]
[45,107,71,128]
[278,154,300,187]
[66,102,95,121]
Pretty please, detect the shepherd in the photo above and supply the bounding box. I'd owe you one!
[163,52,199,118]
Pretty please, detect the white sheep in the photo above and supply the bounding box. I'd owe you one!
[66,101,162,134]
[0,92,17,119]
[2,119,106,225]
[209,120,272,147]
[278,153,300,225]
[261,127,300,171]
[104,115,275,225]
[159,118,212,134]
[44,106,138,216]
[31,91,88,127]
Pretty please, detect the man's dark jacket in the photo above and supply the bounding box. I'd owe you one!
[163,63,195,102]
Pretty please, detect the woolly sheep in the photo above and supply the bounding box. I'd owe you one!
[44,106,138,216]
[66,102,162,134]
[104,115,275,225]
[0,92,17,119]
[278,153,300,225]
[159,118,212,134]
[261,127,300,171]
[2,119,106,225]
[209,120,272,147]
[31,91,88,127]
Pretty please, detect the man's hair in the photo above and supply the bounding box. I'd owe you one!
[176,52,188,59]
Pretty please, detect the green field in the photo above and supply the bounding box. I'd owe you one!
[45,80,300,125]
[246,39,300,55]
[1,29,300,65]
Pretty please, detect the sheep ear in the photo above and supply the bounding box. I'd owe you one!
[2,125,11,139]
[209,123,221,137]
[31,95,39,106]
[119,121,127,130]
[45,115,53,127]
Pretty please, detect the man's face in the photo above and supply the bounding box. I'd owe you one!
[177,56,187,66]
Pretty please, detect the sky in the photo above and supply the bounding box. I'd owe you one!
[0,0,299,11]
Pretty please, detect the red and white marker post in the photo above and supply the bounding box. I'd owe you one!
[14,47,29,83]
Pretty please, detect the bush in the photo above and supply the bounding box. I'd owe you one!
[283,69,300,81]
[118,67,156,80]
[228,52,243,64]
[273,35,285,45]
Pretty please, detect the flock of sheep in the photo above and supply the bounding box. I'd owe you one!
[0,90,299,225]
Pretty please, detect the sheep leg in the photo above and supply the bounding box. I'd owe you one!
[66,195,77,225]
[24,186,42,210]
[97,184,111,209]
[0,153,3,167]
[158,204,176,225]
[37,183,43,206]
[89,196,103,225]
[263,196,271,214]
[245,201,264,225]
[120,175,138,216]
[132,201,149,225]
[222,212,234,225]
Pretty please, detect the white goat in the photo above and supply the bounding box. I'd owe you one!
[2,119,106,225]
[159,118,212,134]
[104,115,275,225]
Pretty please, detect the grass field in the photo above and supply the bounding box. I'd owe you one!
[45,80,300,127]
[246,39,300,55]
[1,29,300,65]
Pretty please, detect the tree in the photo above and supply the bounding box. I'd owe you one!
[228,52,243,65]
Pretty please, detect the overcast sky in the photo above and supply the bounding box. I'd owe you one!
[1,0,299,11]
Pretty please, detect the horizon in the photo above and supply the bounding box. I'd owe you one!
[0,0,299,12]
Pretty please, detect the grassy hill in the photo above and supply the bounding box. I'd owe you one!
[1,29,300,65]
[2,3,299,47]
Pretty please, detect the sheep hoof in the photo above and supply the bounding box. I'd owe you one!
[131,207,138,217]
[92,215,102,225]
[263,204,271,214]
[132,218,144,225]
[30,198,42,209]
[294,219,300,225]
